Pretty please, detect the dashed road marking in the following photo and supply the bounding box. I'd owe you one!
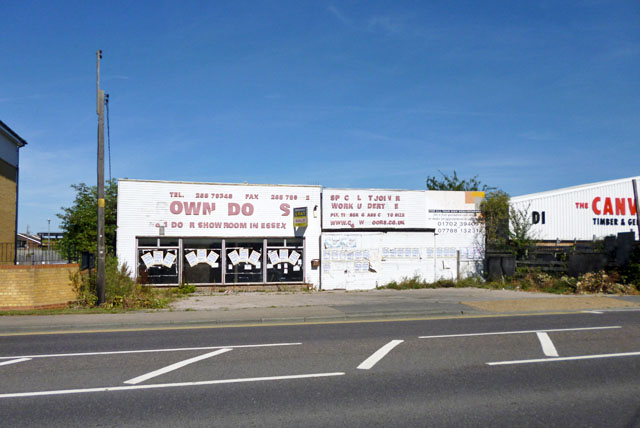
[0,372,346,399]
[0,358,31,367]
[536,332,559,357]
[124,348,232,385]
[357,340,404,370]
[418,325,620,339]
[487,351,640,366]
[0,342,301,361]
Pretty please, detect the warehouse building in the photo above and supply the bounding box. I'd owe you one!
[511,176,640,242]
[117,179,485,289]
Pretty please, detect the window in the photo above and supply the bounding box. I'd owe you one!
[182,239,222,284]
[266,238,303,282]
[137,248,179,285]
[138,237,158,247]
[225,240,263,284]
[134,236,304,286]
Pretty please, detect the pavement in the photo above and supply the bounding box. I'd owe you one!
[1,288,639,334]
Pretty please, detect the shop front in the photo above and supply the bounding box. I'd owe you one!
[117,180,321,287]
[320,189,484,290]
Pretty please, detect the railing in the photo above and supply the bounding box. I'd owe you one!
[0,243,78,265]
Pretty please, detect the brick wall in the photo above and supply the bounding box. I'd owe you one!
[0,264,78,310]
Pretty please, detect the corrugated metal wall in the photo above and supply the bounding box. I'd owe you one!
[511,177,640,241]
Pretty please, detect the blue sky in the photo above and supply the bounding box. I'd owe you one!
[2,1,639,233]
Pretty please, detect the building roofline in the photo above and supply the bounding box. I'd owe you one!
[17,233,41,244]
[117,179,480,194]
[117,178,322,188]
[512,176,640,202]
[0,120,28,147]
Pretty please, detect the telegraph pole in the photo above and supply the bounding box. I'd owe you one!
[633,179,640,241]
[96,50,106,305]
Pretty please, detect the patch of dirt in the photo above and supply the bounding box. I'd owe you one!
[462,296,640,313]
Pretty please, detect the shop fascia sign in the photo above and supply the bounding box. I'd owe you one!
[530,195,638,227]
[322,189,427,229]
[149,185,316,233]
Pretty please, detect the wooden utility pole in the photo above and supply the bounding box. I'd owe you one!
[96,50,106,305]
[633,179,640,241]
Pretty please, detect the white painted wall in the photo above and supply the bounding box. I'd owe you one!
[117,179,322,287]
[320,231,483,290]
[0,133,19,167]
[320,189,485,290]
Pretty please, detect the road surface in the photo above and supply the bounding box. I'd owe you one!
[1,311,639,427]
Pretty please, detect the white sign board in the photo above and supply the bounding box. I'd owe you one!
[322,189,427,229]
[323,189,483,231]
[511,178,639,241]
[118,180,321,238]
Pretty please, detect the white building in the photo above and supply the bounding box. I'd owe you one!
[511,176,640,242]
[320,189,484,290]
[117,180,322,287]
[117,179,485,289]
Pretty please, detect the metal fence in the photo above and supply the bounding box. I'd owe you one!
[0,243,78,265]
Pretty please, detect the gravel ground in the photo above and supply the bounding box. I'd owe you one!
[170,287,640,312]
[462,295,640,312]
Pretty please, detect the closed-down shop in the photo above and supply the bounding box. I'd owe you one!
[117,180,321,287]
[320,189,485,290]
[117,180,485,290]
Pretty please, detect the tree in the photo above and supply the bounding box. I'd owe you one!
[509,203,537,258]
[57,179,118,257]
[426,170,494,191]
[479,190,510,251]
[478,190,536,258]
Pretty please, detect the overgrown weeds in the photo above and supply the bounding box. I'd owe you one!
[70,255,173,309]
[379,270,638,295]
[382,275,484,290]
[174,282,197,295]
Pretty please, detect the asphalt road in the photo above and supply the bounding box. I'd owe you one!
[1,311,639,427]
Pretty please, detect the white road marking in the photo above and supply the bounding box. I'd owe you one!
[124,348,232,385]
[581,311,604,314]
[0,358,31,367]
[0,342,301,360]
[419,326,620,339]
[487,351,640,366]
[0,372,346,399]
[536,332,559,357]
[357,340,404,370]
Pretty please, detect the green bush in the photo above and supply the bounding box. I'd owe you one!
[70,254,172,309]
[620,245,640,290]
[175,282,197,295]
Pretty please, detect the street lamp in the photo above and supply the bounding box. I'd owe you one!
[47,219,51,263]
